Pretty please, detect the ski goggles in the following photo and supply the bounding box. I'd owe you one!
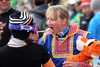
[0,0,10,1]
[9,23,37,33]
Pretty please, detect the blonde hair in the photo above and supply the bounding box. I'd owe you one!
[46,5,70,26]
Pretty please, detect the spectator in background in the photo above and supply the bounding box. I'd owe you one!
[75,0,82,12]
[88,0,100,41]
[15,0,33,13]
[80,0,93,31]
[71,0,84,24]
[29,0,53,38]
[0,12,55,67]
[67,0,78,21]
[0,0,20,47]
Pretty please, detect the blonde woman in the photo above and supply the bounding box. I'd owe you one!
[39,5,93,67]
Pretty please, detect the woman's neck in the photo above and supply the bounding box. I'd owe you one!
[57,26,70,37]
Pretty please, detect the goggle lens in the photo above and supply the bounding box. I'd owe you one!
[9,23,37,34]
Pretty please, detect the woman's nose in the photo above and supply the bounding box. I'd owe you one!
[47,20,51,25]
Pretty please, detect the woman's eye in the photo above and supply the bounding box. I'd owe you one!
[47,18,55,21]
[51,19,55,21]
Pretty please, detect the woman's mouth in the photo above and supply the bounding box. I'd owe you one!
[50,27,54,33]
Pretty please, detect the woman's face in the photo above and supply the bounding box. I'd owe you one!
[47,12,64,34]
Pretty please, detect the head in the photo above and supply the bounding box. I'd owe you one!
[68,0,76,11]
[91,0,100,13]
[0,0,10,13]
[9,12,37,41]
[81,0,92,16]
[75,0,82,12]
[46,5,70,34]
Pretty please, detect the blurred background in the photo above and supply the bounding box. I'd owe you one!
[11,0,68,13]
[11,0,95,38]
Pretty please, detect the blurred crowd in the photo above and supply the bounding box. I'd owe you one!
[0,0,99,44]
[2,0,100,40]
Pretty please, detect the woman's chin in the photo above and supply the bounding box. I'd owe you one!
[51,31,54,34]
[50,29,56,34]
[52,31,57,35]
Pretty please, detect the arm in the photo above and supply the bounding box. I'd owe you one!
[42,58,55,67]
[41,45,55,67]
[77,60,91,67]
[76,34,93,67]
[76,33,93,67]
[63,61,78,67]
[63,59,91,67]
[88,18,97,39]
[65,34,93,67]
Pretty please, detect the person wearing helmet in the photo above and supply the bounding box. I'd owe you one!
[0,11,55,67]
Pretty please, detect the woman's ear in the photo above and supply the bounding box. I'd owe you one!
[62,18,67,25]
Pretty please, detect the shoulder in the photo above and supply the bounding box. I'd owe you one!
[10,8,19,12]
[77,29,87,35]
[77,29,93,39]
[41,29,53,41]
[30,43,46,50]
[42,29,53,38]
[30,44,50,56]
[8,8,20,15]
